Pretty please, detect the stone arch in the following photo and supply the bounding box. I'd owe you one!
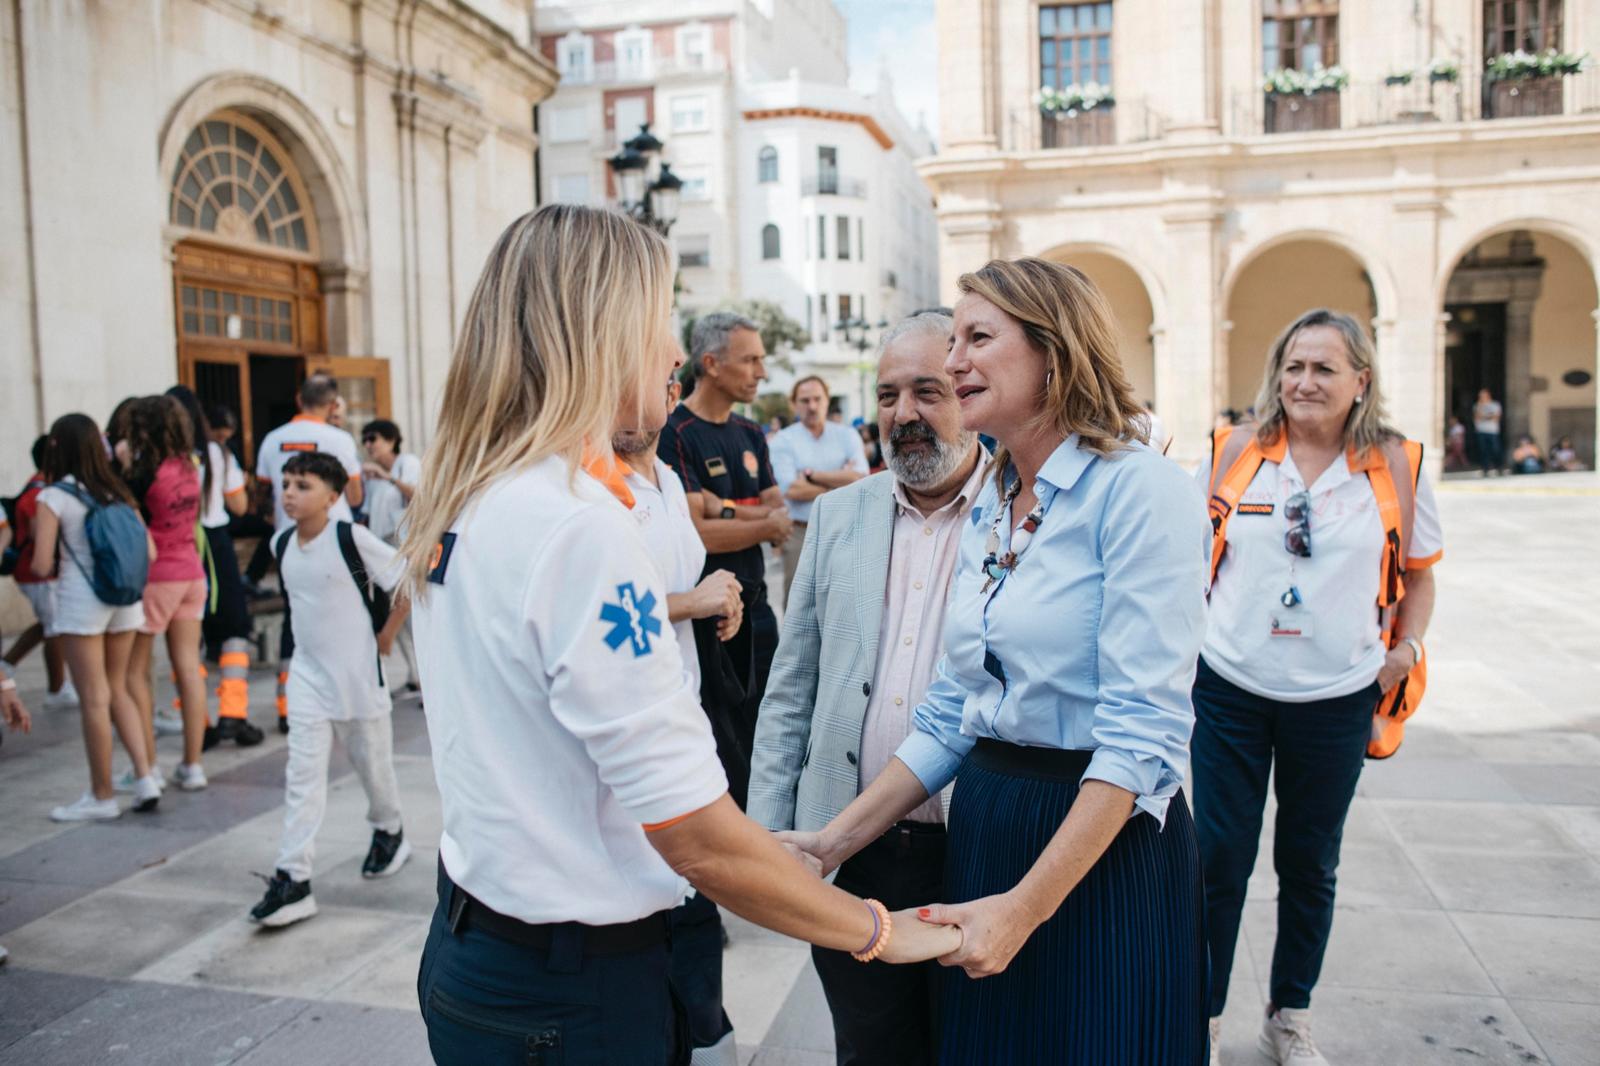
[1437,220,1599,470]
[1221,232,1392,414]
[1036,241,1166,408]
[159,73,367,277]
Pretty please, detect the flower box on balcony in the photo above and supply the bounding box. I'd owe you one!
[1264,88,1342,133]
[1486,76,1565,118]
[1041,106,1116,148]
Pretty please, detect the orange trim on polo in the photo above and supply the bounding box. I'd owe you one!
[223,485,247,496]
[1405,549,1443,571]
[290,414,327,424]
[580,447,636,510]
[641,797,720,833]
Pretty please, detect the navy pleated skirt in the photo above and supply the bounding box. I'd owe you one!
[939,740,1208,1066]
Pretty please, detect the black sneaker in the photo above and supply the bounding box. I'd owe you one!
[361,828,413,879]
[278,717,289,735]
[249,870,317,927]
[215,718,266,747]
[202,724,222,752]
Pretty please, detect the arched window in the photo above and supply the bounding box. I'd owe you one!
[762,223,781,260]
[169,113,315,253]
[758,145,778,183]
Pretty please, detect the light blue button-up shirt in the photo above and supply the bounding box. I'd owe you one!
[893,435,1211,826]
[768,420,869,524]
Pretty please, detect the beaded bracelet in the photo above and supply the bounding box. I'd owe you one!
[851,898,892,963]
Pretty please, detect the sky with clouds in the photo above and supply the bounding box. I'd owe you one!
[834,0,940,146]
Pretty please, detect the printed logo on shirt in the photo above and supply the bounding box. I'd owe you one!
[280,441,317,453]
[704,456,728,478]
[1237,502,1275,515]
[742,450,759,477]
[427,533,458,585]
[970,506,985,527]
[599,582,663,658]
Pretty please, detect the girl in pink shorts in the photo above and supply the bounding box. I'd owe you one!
[125,396,211,792]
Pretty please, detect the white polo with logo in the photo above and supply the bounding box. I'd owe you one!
[411,455,727,926]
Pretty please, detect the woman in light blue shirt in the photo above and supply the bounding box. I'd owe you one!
[781,258,1212,1064]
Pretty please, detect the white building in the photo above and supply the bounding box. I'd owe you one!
[533,0,939,420]
[0,0,557,628]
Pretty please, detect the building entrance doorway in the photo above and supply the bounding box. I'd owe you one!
[1444,303,1507,465]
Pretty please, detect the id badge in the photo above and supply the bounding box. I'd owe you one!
[1268,608,1315,639]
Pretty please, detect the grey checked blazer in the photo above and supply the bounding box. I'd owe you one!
[748,471,901,832]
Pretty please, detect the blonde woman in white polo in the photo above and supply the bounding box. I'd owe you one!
[1194,309,1442,1066]
[399,205,956,1066]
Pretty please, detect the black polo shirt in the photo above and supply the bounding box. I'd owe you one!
[658,404,776,591]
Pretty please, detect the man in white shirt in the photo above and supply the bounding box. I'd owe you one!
[256,375,364,531]
[767,376,868,602]
[360,420,421,546]
[749,311,982,1065]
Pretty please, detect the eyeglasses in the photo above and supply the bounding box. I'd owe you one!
[1284,491,1312,558]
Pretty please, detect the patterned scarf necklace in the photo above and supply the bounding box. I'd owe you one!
[980,477,1046,592]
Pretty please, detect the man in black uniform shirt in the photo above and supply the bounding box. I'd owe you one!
[658,311,792,809]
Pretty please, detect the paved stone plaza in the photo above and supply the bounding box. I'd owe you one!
[1,475,1597,1065]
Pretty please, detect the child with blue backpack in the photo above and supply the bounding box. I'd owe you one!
[30,413,160,821]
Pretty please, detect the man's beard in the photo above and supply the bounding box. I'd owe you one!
[611,428,660,456]
[884,420,974,490]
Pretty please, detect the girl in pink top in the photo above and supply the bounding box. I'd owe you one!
[125,395,210,791]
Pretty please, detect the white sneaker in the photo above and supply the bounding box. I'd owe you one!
[154,709,185,736]
[50,793,121,822]
[43,683,80,710]
[171,763,208,791]
[1209,1016,1222,1066]
[114,765,162,793]
[1259,1007,1329,1065]
[132,774,162,813]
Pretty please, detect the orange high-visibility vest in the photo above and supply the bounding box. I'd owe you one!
[1206,425,1429,759]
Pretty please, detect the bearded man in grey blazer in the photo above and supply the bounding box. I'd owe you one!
[749,309,983,1066]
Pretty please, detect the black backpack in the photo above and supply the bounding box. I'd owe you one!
[273,521,392,634]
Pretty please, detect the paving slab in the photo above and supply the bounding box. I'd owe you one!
[1380,799,1576,855]
[0,979,309,1066]
[0,877,92,936]
[1492,762,1600,806]
[231,1000,431,1066]
[1510,999,1600,1066]
[0,968,115,1044]
[0,889,240,980]
[1452,913,1600,1003]
[132,903,415,1001]
[1287,987,1549,1065]
[1240,901,1498,996]
[1407,848,1600,919]
[0,823,214,888]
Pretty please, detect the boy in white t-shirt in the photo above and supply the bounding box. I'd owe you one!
[249,453,412,929]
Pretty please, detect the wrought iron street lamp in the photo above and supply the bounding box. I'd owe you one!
[608,123,681,235]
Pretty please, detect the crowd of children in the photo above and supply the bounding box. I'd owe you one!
[0,373,423,935]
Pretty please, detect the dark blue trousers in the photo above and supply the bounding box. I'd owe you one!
[418,867,677,1066]
[1191,657,1378,1016]
[667,890,732,1051]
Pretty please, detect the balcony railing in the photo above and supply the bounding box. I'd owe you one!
[802,173,867,198]
[1008,98,1163,151]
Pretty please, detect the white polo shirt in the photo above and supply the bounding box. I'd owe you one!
[365,451,423,545]
[412,455,728,926]
[623,458,707,695]
[257,415,363,530]
[1198,441,1443,702]
[202,442,247,529]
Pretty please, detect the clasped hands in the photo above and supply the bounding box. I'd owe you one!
[778,830,1041,978]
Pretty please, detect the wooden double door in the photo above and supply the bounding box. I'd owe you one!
[173,239,390,467]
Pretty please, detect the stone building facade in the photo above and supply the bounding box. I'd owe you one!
[1,0,555,627]
[925,0,1600,468]
[2,0,557,472]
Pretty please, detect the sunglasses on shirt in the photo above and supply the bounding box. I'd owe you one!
[1284,491,1312,558]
